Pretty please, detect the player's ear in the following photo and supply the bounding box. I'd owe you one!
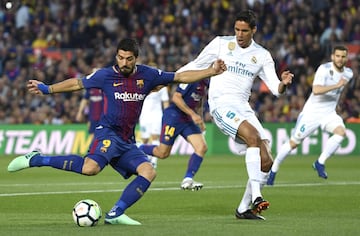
[252,26,257,34]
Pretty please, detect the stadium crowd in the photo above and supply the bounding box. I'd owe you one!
[0,0,359,125]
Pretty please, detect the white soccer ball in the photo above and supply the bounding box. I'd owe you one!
[72,199,102,227]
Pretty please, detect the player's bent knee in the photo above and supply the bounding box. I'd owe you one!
[138,162,157,181]
[82,158,101,176]
[195,144,208,156]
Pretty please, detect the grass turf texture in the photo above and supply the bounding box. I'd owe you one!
[0,154,359,236]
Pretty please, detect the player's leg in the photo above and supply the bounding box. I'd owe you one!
[147,133,161,168]
[314,116,346,179]
[236,120,270,213]
[7,127,115,175]
[212,107,267,218]
[106,147,156,225]
[267,139,298,185]
[269,115,318,184]
[181,132,207,190]
[7,151,104,175]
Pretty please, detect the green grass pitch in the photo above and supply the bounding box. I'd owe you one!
[0,154,359,236]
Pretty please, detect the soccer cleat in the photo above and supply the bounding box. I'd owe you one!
[252,197,270,214]
[313,160,328,179]
[104,213,141,225]
[7,151,40,172]
[181,178,203,191]
[235,209,265,220]
[267,170,277,185]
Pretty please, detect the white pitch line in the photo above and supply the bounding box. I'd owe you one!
[1,181,360,197]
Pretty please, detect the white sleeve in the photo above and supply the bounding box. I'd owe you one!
[177,37,220,72]
[313,65,326,85]
[258,51,281,97]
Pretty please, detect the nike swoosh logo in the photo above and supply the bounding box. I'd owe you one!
[113,82,123,87]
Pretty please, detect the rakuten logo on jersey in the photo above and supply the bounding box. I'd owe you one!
[114,92,146,101]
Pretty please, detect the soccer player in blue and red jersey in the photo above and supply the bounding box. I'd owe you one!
[7,38,227,225]
[76,88,103,134]
[139,79,210,191]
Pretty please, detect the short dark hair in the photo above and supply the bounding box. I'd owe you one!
[117,38,139,57]
[332,45,348,53]
[235,10,257,29]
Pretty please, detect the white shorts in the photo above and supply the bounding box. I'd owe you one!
[211,106,268,143]
[291,111,345,144]
[139,113,162,139]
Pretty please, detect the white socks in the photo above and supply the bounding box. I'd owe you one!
[245,147,262,202]
[271,141,292,172]
[318,134,344,164]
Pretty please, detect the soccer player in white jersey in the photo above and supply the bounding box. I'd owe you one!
[177,10,294,220]
[139,86,169,168]
[267,45,353,185]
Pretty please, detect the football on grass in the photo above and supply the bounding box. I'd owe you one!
[72,199,102,227]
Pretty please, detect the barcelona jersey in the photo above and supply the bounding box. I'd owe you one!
[81,64,175,143]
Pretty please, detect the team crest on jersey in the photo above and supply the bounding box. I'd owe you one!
[136,80,144,88]
[251,56,257,64]
[228,42,236,55]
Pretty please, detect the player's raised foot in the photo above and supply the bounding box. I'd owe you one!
[181,178,203,191]
[235,209,265,220]
[267,170,277,186]
[252,197,269,214]
[7,151,40,172]
[313,160,328,179]
[104,213,141,225]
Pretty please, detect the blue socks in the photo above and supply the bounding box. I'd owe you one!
[112,175,151,215]
[185,153,203,179]
[29,154,84,174]
[139,144,156,155]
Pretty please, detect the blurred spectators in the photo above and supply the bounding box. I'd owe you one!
[0,0,359,125]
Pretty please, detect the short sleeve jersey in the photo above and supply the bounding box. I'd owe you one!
[302,62,353,113]
[81,64,175,143]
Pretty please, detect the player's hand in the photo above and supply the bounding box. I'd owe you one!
[337,78,348,88]
[281,70,294,85]
[27,80,46,95]
[212,59,227,75]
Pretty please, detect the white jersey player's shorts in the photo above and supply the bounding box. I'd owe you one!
[211,105,268,143]
[291,111,345,144]
[139,113,162,139]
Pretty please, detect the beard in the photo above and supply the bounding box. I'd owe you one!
[119,66,134,77]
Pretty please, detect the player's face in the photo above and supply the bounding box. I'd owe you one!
[116,50,137,76]
[234,21,256,48]
[331,49,348,71]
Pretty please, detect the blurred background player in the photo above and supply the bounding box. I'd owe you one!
[76,88,103,134]
[139,79,209,190]
[267,45,353,185]
[139,86,169,168]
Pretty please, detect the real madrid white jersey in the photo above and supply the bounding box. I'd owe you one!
[139,86,169,121]
[177,36,282,113]
[302,62,353,114]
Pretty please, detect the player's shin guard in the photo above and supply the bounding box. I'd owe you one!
[245,147,262,201]
[318,134,344,164]
[30,154,84,174]
[271,141,292,172]
[115,175,151,213]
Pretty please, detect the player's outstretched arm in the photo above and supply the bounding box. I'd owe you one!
[27,78,84,95]
[174,59,226,83]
